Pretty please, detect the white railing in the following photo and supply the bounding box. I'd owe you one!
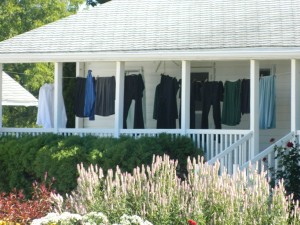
[0,128,56,137]
[240,132,294,175]
[58,128,115,137]
[187,129,252,161]
[205,131,253,174]
[119,129,182,138]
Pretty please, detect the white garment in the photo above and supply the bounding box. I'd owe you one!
[36,83,67,128]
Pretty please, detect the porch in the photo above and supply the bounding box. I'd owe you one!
[1,58,300,174]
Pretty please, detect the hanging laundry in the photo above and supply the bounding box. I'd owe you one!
[36,83,67,128]
[240,79,250,115]
[153,74,179,129]
[190,81,204,129]
[74,77,86,117]
[222,80,241,126]
[84,70,96,120]
[178,80,204,129]
[95,76,115,117]
[259,75,276,129]
[201,81,223,129]
[123,74,145,129]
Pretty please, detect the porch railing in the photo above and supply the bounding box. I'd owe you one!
[240,132,294,175]
[186,129,252,162]
[206,131,253,174]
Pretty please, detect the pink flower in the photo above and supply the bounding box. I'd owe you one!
[188,219,197,225]
[287,142,294,148]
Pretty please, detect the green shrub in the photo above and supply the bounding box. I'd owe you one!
[0,134,60,194]
[0,134,202,196]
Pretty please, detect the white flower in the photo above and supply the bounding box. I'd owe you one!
[82,211,109,225]
[31,212,60,224]
[31,212,82,225]
[119,214,153,225]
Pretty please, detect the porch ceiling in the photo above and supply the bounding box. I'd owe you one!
[1,0,300,63]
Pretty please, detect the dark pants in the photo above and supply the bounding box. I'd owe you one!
[74,77,86,117]
[95,76,115,116]
[240,79,250,114]
[123,74,145,129]
[201,81,223,129]
[153,75,179,129]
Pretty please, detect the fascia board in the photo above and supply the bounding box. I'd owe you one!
[1,48,300,63]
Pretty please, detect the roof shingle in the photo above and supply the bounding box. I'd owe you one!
[0,0,299,55]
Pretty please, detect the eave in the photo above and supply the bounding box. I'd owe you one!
[1,47,300,63]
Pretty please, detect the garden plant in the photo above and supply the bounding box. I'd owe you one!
[29,154,300,225]
[270,138,300,201]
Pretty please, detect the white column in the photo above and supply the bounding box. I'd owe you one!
[181,60,191,134]
[54,62,64,132]
[115,61,125,138]
[250,60,260,157]
[75,62,85,128]
[291,59,300,132]
[0,63,2,129]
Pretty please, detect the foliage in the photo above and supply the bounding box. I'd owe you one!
[0,134,202,196]
[0,0,84,42]
[2,106,38,128]
[0,0,84,128]
[0,177,54,224]
[0,134,61,196]
[270,138,300,201]
[51,155,300,225]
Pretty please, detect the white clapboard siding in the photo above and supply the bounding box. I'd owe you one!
[79,60,291,151]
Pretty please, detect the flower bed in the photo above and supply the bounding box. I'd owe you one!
[2,154,300,224]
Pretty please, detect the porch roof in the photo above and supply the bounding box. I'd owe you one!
[1,0,300,62]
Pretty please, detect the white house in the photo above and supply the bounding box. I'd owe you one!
[0,0,300,173]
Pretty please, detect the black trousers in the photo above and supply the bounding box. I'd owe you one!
[201,81,223,129]
[74,77,86,117]
[123,74,145,129]
[240,79,250,114]
[95,76,116,116]
[153,75,179,129]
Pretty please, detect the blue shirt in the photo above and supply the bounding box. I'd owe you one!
[84,70,96,120]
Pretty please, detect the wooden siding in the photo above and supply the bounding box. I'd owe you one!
[79,60,291,151]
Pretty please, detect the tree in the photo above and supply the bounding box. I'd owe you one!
[0,0,84,42]
[0,0,85,127]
